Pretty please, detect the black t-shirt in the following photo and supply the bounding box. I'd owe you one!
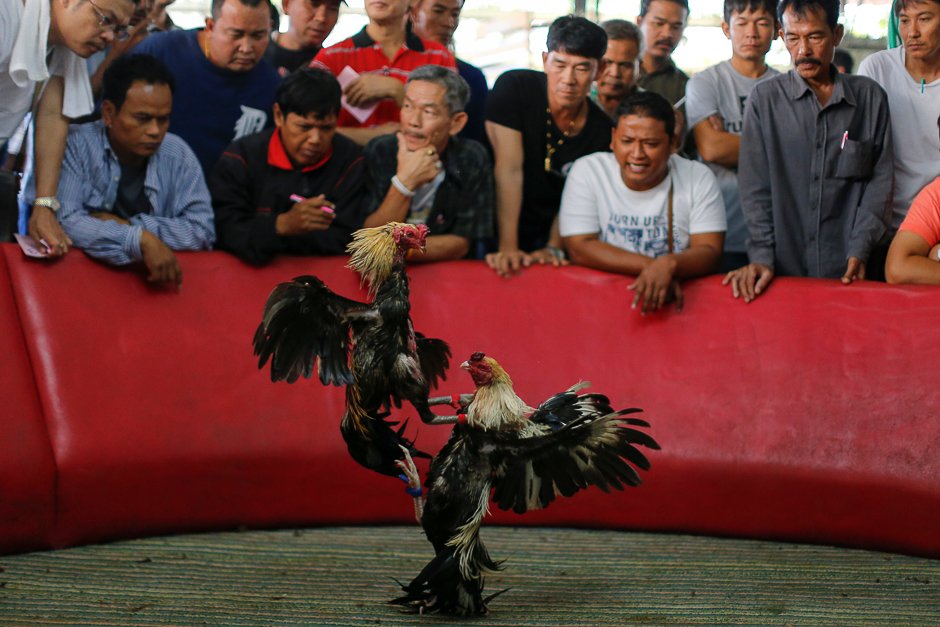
[263,40,320,75]
[485,69,612,251]
[114,161,152,218]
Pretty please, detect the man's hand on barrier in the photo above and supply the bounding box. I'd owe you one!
[723,262,774,303]
[629,255,681,314]
[28,205,71,257]
[841,257,866,284]
[141,231,181,288]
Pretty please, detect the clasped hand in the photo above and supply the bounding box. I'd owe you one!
[628,256,682,314]
[276,194,335,237]
[344,74,403,107]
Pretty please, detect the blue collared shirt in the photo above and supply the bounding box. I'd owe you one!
[55,120,215,265]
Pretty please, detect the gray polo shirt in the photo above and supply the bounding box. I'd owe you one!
[739,69,893,278]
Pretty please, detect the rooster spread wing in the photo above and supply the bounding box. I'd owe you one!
[415,333,451,390]
[487,410,659,515]
[253,275,373,385]
[529,383,616,431]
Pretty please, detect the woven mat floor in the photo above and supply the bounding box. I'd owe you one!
[0,526,938,626]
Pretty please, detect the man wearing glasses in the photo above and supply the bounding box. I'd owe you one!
[134,0,280,175]
[1,0,137,257]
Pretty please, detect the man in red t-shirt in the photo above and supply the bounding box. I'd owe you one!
[886,177,940,284]
[311,0,455,145]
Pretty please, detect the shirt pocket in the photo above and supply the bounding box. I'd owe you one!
[834,138,874,180]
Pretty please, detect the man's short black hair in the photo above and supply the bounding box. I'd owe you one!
[546,15,607,60]
[276,67,342,119]
[103,54,175,111]
[777,0,841,30]
[639,0,690,17]
[894,0,940,18]
[614,91,675,138]
[210,0,268,21]
[723,0,777,24]
[601,18,643,47]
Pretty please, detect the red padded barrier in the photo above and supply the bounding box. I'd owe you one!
[3,244,939,557]
[0,247,57,552]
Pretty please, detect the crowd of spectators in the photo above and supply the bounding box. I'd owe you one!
[2,0,940,310]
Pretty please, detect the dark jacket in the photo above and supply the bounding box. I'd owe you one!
[210,128,366,266]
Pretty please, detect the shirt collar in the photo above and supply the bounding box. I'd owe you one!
[267,128,333,172]
[787,66,854,108]
[350,25,425,52]
[640,57,677,79]
[94,119,161,193]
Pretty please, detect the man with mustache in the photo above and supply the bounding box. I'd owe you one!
[134,0,280,175]
[858,0,940,270]
[1,0,137,257]
[265,0,343,75]
[410,0,488,145]
[362,65,492,262]
[636,0,689,108]
[723,0,893,302]
[685,0,779,272]
[52,54,214,287]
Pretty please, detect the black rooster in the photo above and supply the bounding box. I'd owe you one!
[252,222,451,477]
[392,352,660,615]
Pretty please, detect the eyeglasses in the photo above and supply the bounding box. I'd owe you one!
[87,0,130,41]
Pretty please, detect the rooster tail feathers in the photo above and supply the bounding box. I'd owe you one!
[341,410,431,476]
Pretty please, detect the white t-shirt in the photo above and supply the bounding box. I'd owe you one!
[559,152,726,258]
[685,60,779,253]
[858,47,940,230]
[0,0,92,144]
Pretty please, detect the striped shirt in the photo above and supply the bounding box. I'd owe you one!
[55,121,215,265]
[312,27,455,128]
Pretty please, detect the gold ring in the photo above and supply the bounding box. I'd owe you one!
[426,148,435,156]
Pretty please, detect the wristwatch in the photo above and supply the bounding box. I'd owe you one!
[33,197,61,213]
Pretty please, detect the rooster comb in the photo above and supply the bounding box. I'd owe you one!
[346,222,423,295]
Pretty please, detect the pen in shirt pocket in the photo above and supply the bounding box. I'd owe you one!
[290,194,335,214]
[840,131,848,150]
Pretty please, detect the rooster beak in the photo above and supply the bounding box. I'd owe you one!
[460,360,469,370]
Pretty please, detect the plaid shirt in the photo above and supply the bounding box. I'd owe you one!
[363,134,494,244]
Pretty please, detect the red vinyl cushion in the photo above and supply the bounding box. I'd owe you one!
[0,247,57,553]
[3,245,939,557]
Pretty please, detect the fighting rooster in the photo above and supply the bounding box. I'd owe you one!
[392,352,660,615]
[252,222,451,477]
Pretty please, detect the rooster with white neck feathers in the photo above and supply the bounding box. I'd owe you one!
[392,352,660,616]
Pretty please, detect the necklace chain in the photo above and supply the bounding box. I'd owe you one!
[544,100,585,173]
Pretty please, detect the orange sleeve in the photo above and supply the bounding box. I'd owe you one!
[898,178,940,247]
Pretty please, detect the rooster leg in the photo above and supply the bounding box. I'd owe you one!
[426,414,460,425]
[427,393,474,409]
[396,446,424,522]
